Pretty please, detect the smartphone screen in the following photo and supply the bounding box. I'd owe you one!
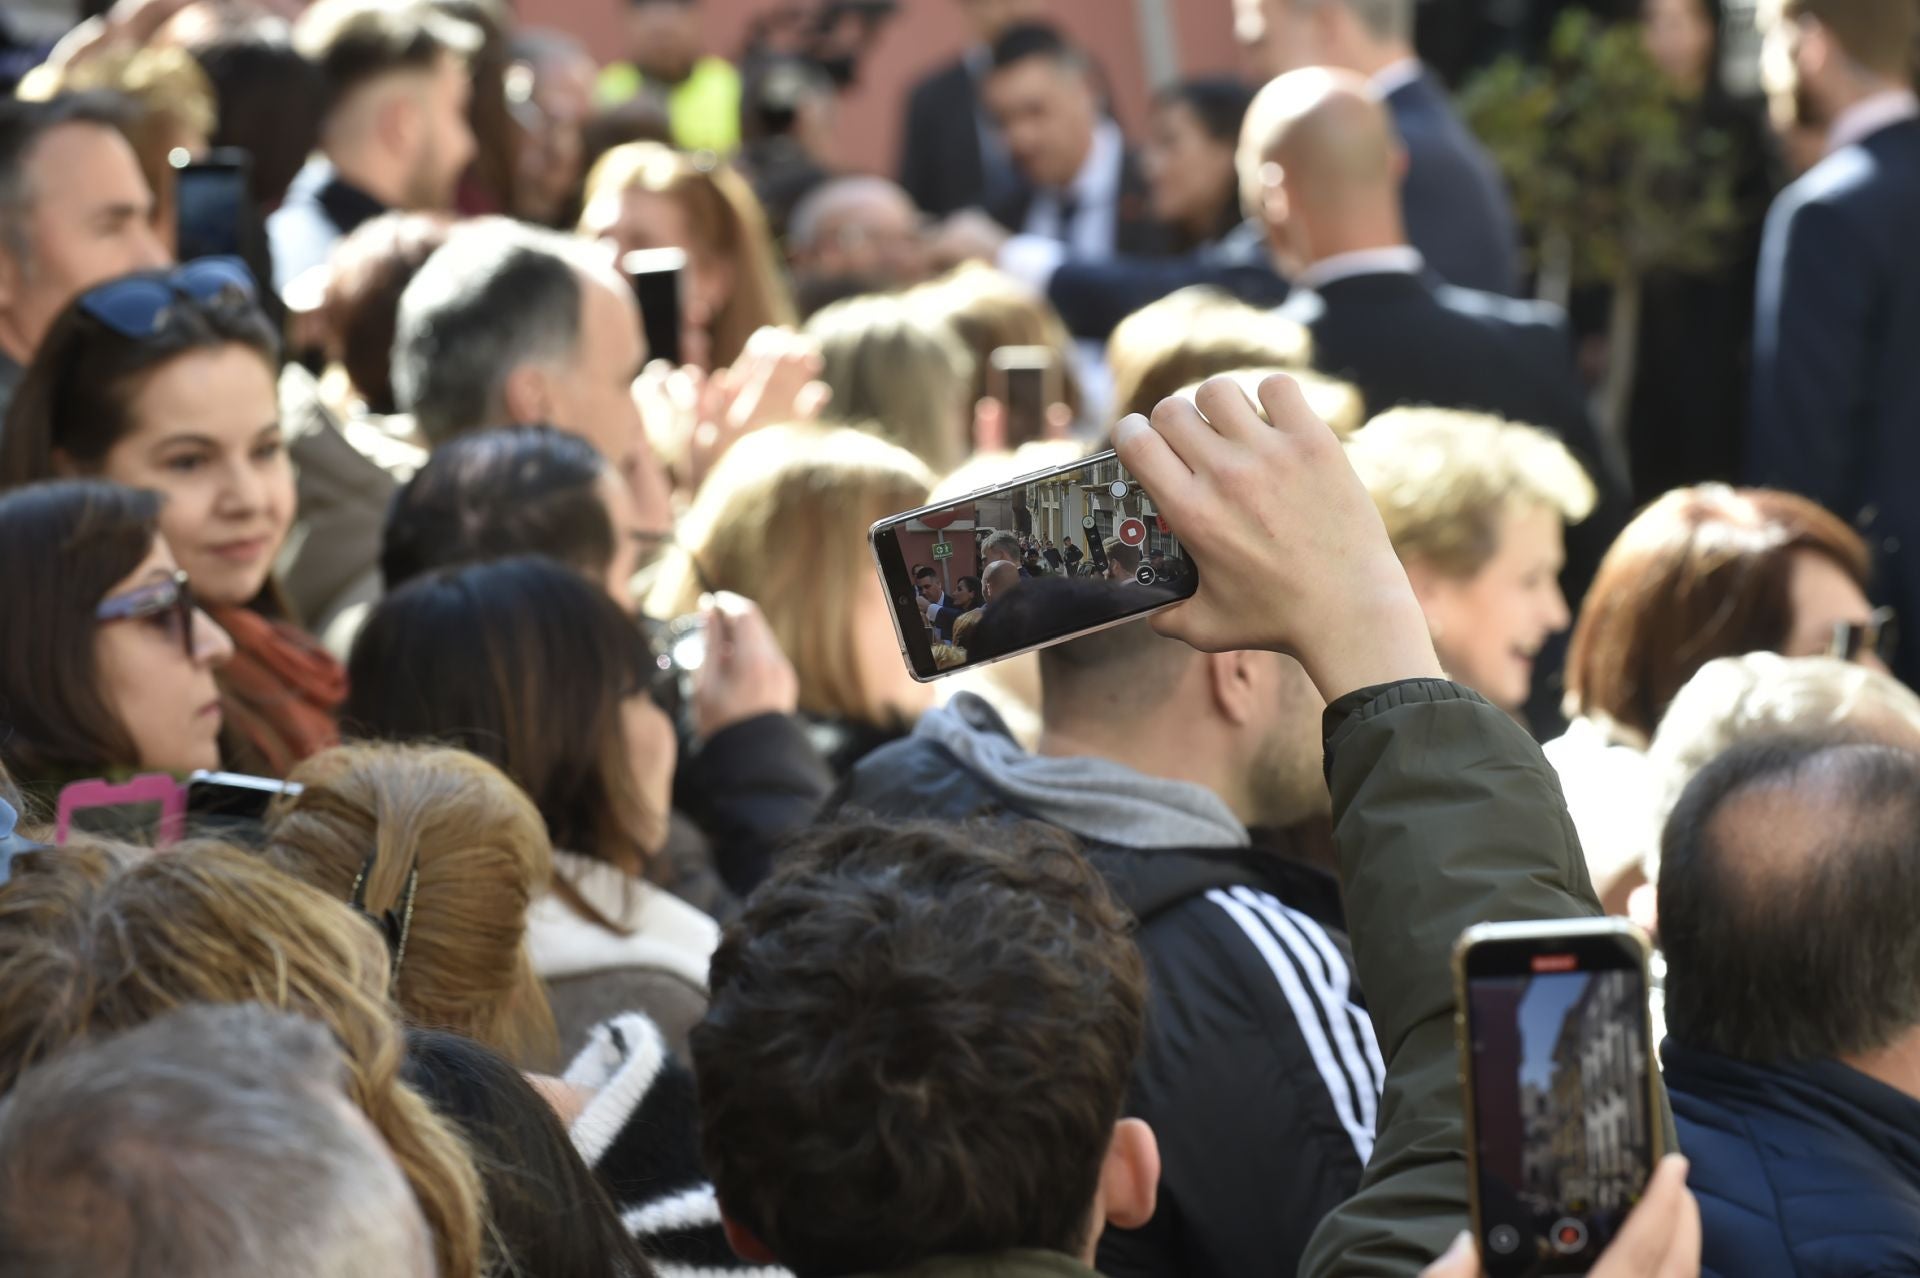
[1460,924,1658,1277]
[623,248,685,366]
[870,449,1198,680]
[173,151,253,262]
[989,346,1059,446]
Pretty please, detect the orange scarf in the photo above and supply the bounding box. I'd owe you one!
[209,604,347,778]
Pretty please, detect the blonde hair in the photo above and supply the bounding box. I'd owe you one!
[1172,367,1366,437]
[1645,653,1920,880]
[579,142,796,368]
[806,293,974,476]
[647,425,934,724]
[1107,287,1311,420]
[265,742,560,1070]
[910,264,1085,432]
[0,841,487,1278]
[1347,407,1597,579]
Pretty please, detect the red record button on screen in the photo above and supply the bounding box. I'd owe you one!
[1117,517,1147,548]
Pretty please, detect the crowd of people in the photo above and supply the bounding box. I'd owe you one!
[0,0,1917,1274]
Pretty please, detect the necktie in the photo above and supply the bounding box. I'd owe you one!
[1053,192,1081,247]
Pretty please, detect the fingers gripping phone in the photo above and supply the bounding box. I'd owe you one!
[1455,919,1662,1276]
[870,449,1198,680]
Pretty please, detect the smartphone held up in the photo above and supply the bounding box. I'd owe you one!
[870,449,1198,680]
[1455,919,1662,1277]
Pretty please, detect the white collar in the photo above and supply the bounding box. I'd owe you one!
[1060,118,1125,207]
[1828,89,1920,154]
[1294,246,1426,293]
[1367,58,1425,101]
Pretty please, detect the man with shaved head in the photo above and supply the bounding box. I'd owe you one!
[1659,736,1920,1274]
[1261,69,1625,729]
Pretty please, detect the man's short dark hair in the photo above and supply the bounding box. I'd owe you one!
[913,564,937,582]
[0,93,138,264]
[990,22,1085,75]
[691,818,1146,1276]
[294,0,481,112]
[956,573,981,596]
[1660,736,1920,1062]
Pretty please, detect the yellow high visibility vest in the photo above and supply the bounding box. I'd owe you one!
[595,56,741,156]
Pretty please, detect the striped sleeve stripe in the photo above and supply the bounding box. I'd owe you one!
[1234,886,1387,1097]
[1207,888,1378,1165]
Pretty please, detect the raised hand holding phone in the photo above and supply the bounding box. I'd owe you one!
[1111,374,1441,701]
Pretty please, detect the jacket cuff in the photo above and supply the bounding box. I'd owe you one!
[1322,679,1491,760]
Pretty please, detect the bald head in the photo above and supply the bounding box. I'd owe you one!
[1240,68,1405,269]
[1661,736,1920,1064]
[983,559,1023,600]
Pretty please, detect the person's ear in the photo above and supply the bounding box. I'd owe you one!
[500,363,557,426]
[1205,649,1261,727]
[1099,1117,1159,1233]
[718,1206,781,1266]
[376,86,423,161]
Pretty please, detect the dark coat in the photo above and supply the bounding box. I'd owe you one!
[898,58,1011,218]
[1745,118,1920,683]
[1667,1041,1920,1278]
[988,143,1173,260]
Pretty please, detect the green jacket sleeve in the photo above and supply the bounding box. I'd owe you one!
[1299,680,1603,1278]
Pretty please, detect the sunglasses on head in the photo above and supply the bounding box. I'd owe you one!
[1830,607,1898,667]
[77,257,257,342]
[96,569,197,661]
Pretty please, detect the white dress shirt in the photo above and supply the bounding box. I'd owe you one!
[1019,118,1126,260]
[1827,89,1920,155]
[1367,58,1425,102]
[1293,246,1426,293]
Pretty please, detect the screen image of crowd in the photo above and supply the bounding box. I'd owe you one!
[1470,969,1653,1265]
[889,454,1195,670]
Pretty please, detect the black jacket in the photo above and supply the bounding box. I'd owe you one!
[1667,1041,1920,1278]
[1746,118,1920,683]
[831,697,1374,1278]
[988,143,1173,261]
[898,57,1014,217]
[675,712,834,899]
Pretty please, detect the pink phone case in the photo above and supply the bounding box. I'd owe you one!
[55,774,187,848]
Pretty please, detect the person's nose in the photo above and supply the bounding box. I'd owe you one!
[1545,582,1572,633]
[192,607,235,668]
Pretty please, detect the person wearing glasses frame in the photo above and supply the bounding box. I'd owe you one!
[0,482,233,790]
[0,257,344,778]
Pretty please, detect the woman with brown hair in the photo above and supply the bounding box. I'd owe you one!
[343,556,720,1056]
[1546,484,1888,907]
[647,424,937,776]
[0,260,346,777]
[578,141,795,370]
[0,481,234,792]
[265,742,561,1069]
[0,840,487,1278]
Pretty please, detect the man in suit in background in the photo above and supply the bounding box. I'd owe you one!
[981,24,1171,265]
[942,0,1519,343]
[1745,0,1920,682]
[897,0,1043,217]
[1258,69,1626,732]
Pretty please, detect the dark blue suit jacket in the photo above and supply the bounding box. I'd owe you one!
[1745,118,1920,681]
[1667,1042,1920,1278]
[1044,67,1520,340]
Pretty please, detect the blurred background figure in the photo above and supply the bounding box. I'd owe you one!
[735,54,838,240]
[1141,77,1254,254]
[507,27,599,227]
[898,0,1043,217]
[596,0,741,155]
[786,175,927,304]
[579,140,794,369]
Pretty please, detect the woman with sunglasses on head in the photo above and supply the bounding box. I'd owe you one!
[0,481,233,794]
[345,555,729,1061]
[0,258,344,778]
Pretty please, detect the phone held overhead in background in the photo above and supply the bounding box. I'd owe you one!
[172,148,255,263]
[624,247,685,367]
[989,345,1060,444]
[870,448,1198,681]
[1454,918,1662,1277]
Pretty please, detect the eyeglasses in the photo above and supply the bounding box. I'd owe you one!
[77,257,257,342]
[1830,607,1898,666]
[96,569,197,661]
[349,849,420,986]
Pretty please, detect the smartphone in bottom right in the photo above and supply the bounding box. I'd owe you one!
[1454,918,1661,1276]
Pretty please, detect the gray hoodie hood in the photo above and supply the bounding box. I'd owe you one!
[913,694,1249,850]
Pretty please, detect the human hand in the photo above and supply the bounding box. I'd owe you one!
[691,592,800,740]
[686,327,829,492]
[1420,1156,1699,1278]
[928,210,1011,270]
[1112,374,1441,702]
